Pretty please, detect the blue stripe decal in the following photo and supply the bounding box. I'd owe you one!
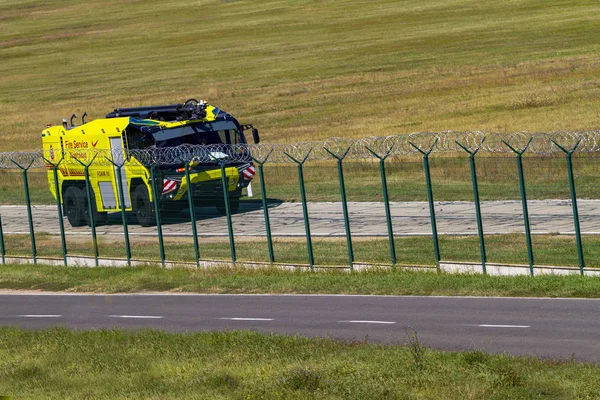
[130,117,161,126]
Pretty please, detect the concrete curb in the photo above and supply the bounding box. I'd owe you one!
[2,256,598,276]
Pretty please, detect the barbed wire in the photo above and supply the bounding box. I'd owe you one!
[1,131,600,169]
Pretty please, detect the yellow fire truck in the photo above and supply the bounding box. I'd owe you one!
[41,99,259,227]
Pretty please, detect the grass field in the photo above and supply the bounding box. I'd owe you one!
[1,0,600,151]
[1,328,599,399]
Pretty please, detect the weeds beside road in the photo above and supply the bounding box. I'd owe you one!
[2,264,600,298]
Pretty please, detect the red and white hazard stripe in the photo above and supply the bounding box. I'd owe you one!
[242,165,256,181]
[162,179,178,194]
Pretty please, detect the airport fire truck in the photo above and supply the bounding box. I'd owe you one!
[41,99,259,227]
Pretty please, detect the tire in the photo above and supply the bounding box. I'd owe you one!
[216,190,241,216]
[132,184,155,227]
[83,188,108,227]
[63,186,86,227]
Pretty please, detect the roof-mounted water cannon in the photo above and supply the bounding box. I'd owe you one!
[180,98,207,120]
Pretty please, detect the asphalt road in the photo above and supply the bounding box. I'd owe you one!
[2,293,600,362]
[1,199,600,237]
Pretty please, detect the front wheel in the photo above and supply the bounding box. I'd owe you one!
[132,184,155,227]
[63,186,85,227]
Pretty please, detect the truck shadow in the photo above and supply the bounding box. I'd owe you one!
[102,198,284,226]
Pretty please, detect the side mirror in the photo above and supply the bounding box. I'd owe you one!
[252,128,260,144]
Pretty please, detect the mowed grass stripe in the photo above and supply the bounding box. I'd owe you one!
[2,233,600,270]
[2,263,600,298]
[2,153,600,204]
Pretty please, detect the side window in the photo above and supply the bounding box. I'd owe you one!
[217,130,230,144]
[127,128,155,149]
[231,130,241,144]
[217,130,242,145]
[217,131,229,143]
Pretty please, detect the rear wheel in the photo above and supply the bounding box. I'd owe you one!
[63,186,85,227]
[132,184,154,227]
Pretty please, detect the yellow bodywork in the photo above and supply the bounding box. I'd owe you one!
[41,105,239,212]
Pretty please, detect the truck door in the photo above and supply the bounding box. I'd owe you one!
[110,136,131,208]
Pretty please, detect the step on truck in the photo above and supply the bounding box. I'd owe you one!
[41,99,260,227]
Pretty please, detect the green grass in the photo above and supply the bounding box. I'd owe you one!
[3,263,600,298]
[4,233,600,270]
[1,0,600,151]
[0,328,599,399]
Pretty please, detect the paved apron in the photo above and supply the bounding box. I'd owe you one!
[0,200,599,237]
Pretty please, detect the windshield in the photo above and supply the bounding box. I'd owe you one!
[156,128,243,147]
[127,121,246,150]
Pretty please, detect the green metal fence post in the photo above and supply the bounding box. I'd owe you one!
[0,213,5,264]
[43,155,68,265]
[503,138,534,275]
[11,159,37,264]
[217,160,236,263]
[456,139,487,274]
[251,149,275,264]
[552,137,585,275]
[150,165,166,267]
[284,150,314,269]
[324,146,354,270]
[105,157,131,266]
[184,162,200,267]
[409,139,440,266]
[74,155,100,266]
[366,145,396,265]
[115,165,131,266]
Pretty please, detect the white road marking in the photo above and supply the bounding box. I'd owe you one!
[339,320,396,324]
[220,317,274,321]
[108,315,163,319]
[479,324,530,328]
[19,314,61,318]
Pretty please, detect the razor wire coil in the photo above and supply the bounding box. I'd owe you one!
[2,131,600,169]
